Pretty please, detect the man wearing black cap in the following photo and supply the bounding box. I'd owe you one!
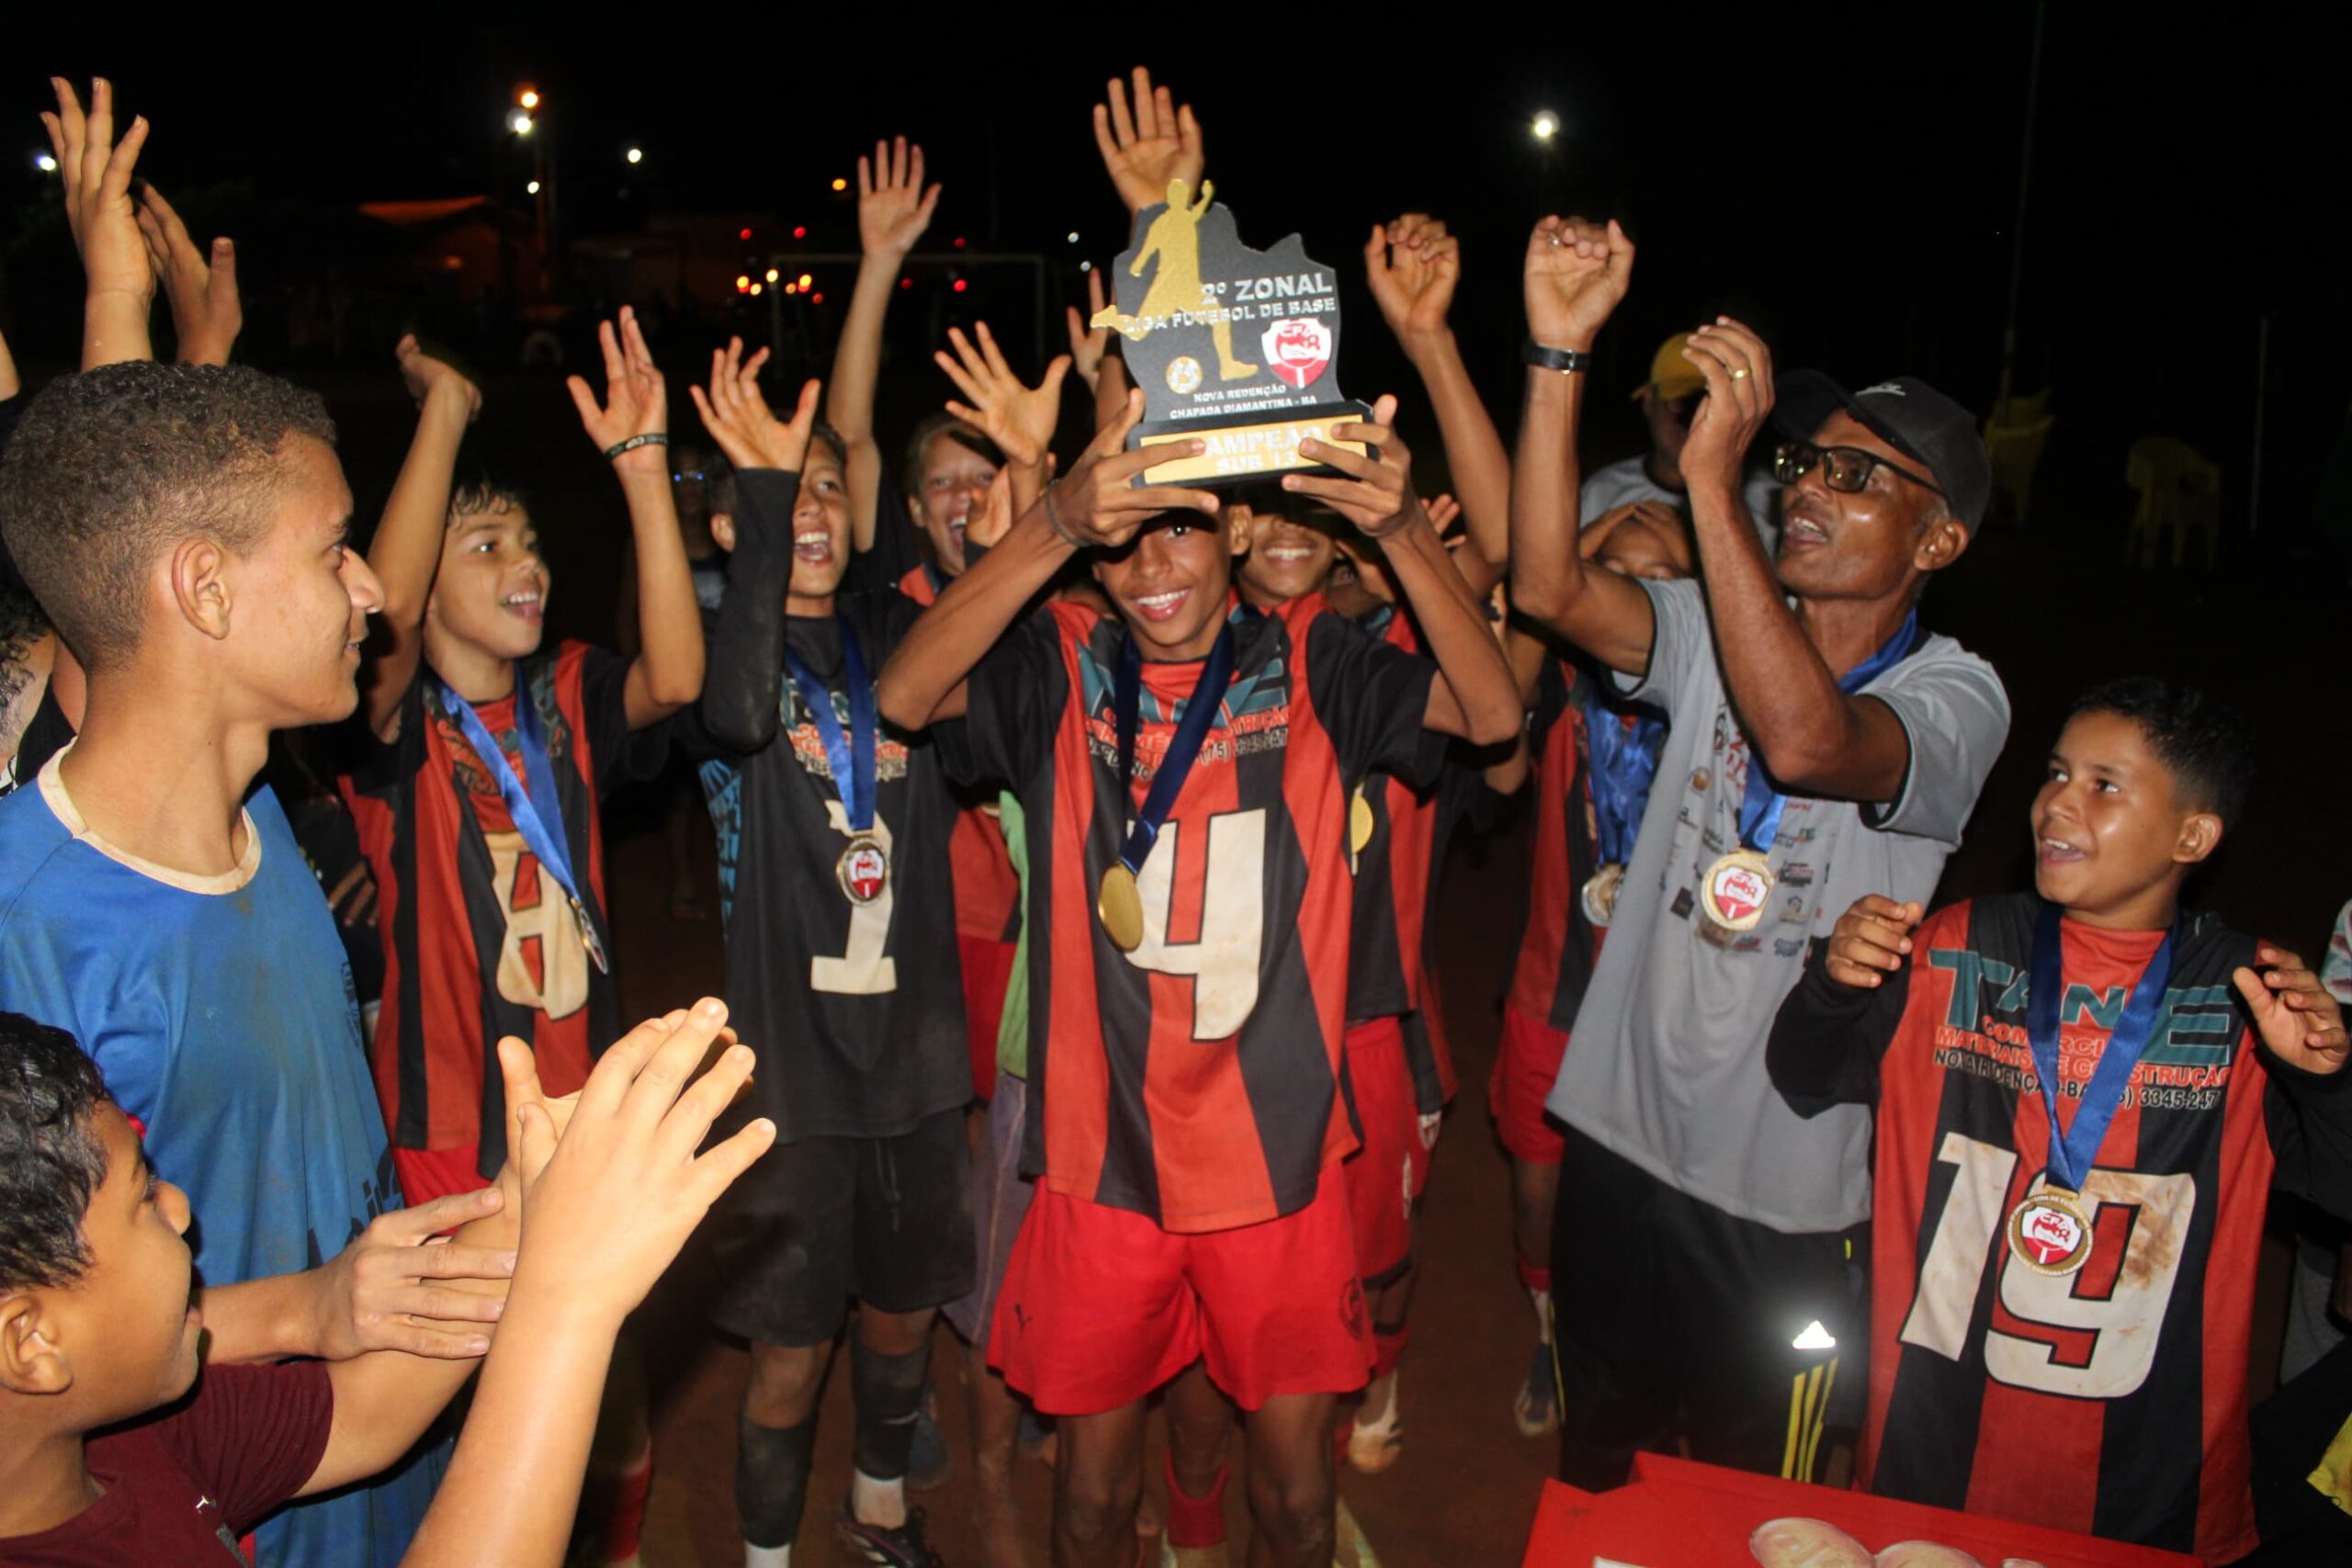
[1508,216,2011,1488]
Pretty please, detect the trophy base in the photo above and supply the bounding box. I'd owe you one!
[1129,401,1373,489]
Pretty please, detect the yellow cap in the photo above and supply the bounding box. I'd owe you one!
[1642,333,1705,402]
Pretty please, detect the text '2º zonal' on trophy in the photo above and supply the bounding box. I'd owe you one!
[1093,179,1372,488]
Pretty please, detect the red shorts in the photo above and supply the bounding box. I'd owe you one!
[1489,1003,1570,1165]
[1341,1018,1435,1282]
[989,1175,1374,1416]
[957,934,1017,1101]
[393,1144,492,1208]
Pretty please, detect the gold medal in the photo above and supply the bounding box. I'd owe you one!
[2007,1186,2094,1275]
[1097,863,1145,953]
[1350,788,1375,856]
[835,832,890,906]
[569,895,611,975]
[1700,849,1774,931]
[1580,863,1625,928]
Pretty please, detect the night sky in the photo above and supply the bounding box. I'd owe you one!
[6,9,2347,536]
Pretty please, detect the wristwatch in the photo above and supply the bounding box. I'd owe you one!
[1521,337,1593,373]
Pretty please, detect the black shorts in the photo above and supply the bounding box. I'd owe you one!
[708,1109,976,1347]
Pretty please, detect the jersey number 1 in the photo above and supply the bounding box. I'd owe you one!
[1899,1130,2195,1399]
[1122,808,1265,1040]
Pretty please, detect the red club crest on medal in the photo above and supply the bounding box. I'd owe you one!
[2007,1190,2093,1275]
[1261,319,1331,389]
[836,834,889,906]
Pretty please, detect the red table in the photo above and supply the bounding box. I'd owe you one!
[1523,1454,2201,1567]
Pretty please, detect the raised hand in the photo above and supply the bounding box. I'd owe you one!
[42,77,153,367]
[1823,895,1924,988]
[1426,493,1464,537]
[935,321,1070,468]
[966,465,1017,553]
[690,336,822,474]
[1094,66,1203,215]
[136,184,240,367]
[1066,266,1113,393]
[396,333,481,421]
[1290,395,1424,539]
[857,136,940,261]
[303,1188,517,1360]
[504,998,772,1329]
[1523,214,1634,352]
[2235,943,2351,1075]
[566,306,668,474]
[1365,213,1460,344]
[1041,389,1216,549]
[1679,316,1776,497]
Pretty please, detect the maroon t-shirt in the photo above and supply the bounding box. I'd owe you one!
[1,1361,333,1565]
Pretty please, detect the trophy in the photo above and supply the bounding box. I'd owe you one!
[1092,180,1369,486]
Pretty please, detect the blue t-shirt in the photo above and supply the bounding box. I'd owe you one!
[0,755,443,1568]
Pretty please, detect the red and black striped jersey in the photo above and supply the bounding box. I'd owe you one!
[341,642,648,1176]
[899,563,1021,944]
[949,593,1441,1233]
[1508,656,1602,1030]
[1768,894,2352,1562]
[1340,605,1502,1112]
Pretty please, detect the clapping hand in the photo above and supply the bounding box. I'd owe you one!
[42,78,153,322]
[136,184,239,367]
[690,337,821,474]
[503,999,771,1329]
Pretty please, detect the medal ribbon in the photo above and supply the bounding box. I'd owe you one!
[783,617,876,833]
[437,669,596,938]
[1581,688,1664,867]
[1113,621,1237,876]
[1735,609,1922,852]
[2026,903,2177,1193]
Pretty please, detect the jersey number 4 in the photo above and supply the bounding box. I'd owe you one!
[1121,808,1265,1040]
[1900,1131,2195,1400]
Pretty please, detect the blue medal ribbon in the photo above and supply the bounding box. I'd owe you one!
[1580,687,1664,868]
[783,616,876,834]
[2026,904,2177,1193]
[1734,609,1922,853]
[436,668,607,973]
[1114,621,1237,875]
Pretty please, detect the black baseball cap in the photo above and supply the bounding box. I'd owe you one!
[1773,370,1990,531]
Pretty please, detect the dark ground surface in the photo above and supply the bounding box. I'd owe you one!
[321,367,2346,1564]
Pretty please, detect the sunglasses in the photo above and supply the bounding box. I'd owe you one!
[1773,440,1941,498]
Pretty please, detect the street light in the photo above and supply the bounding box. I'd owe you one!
[625,147,642,165]
[526,179,540,195]
[510,110,534,136]
[831,177,847,192]
[34,152,57,173]
[518,88,540,110]
[1532,110,1560,141]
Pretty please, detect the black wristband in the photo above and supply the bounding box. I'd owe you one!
[1521,337,1593,374]
[604,432,669,461]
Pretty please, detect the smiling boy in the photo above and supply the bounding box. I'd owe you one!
[341,315,703,1203]
[878,390,1518,1568]
[1769,679,2352,1559]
